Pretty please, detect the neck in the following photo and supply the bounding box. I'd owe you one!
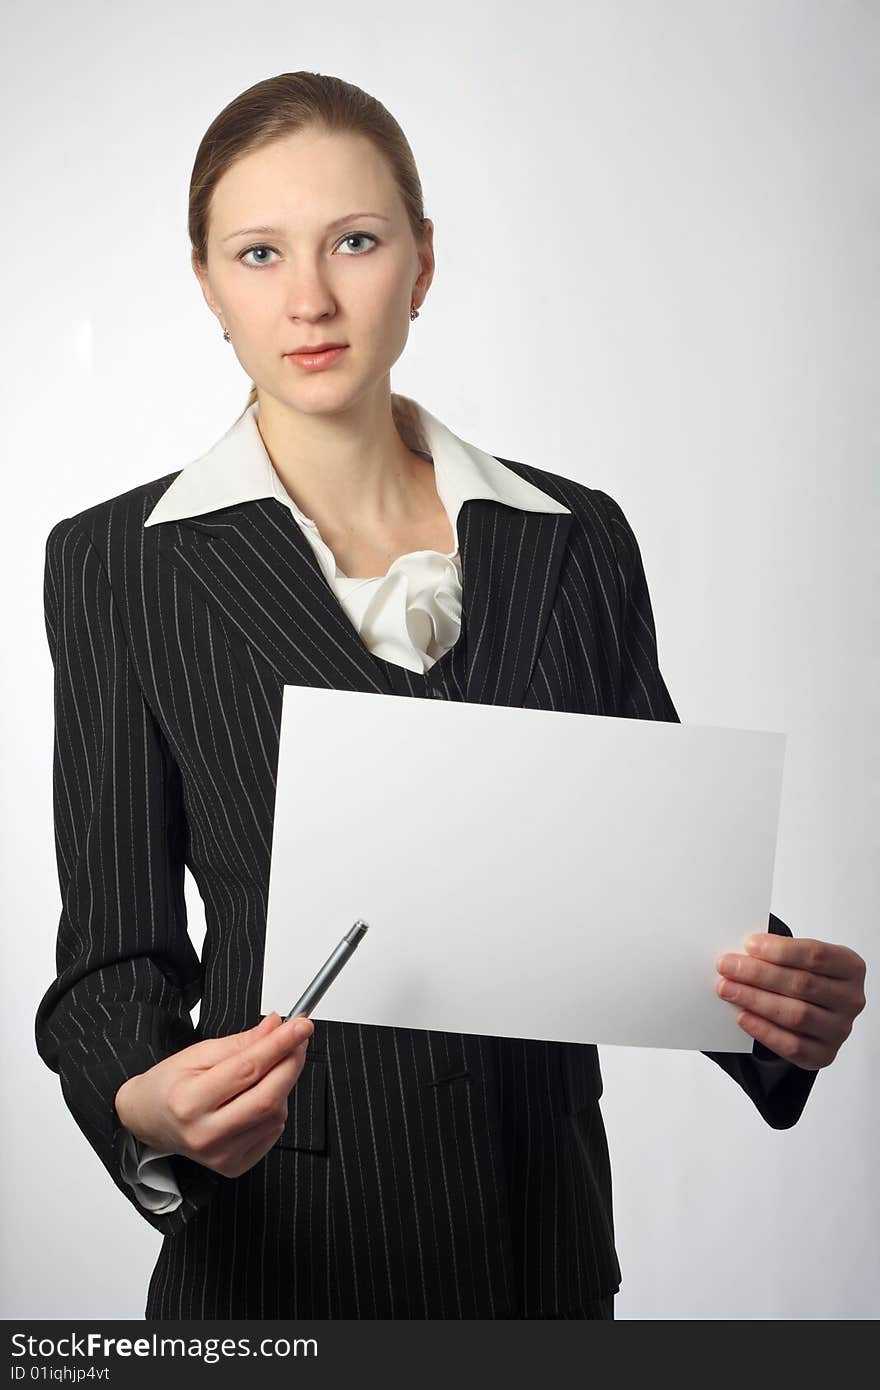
[255,385,429,534]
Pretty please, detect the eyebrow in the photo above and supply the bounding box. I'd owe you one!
[222,212,391,243]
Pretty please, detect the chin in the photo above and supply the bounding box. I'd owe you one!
[282,384,361,416]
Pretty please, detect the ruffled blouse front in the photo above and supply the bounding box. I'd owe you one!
[275,450,462,674]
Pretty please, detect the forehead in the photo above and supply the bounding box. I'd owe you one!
[210,129,397,229]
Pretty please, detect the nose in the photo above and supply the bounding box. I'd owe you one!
[281,265,338,322]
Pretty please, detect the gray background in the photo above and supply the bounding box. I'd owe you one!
[3,0,877,1320]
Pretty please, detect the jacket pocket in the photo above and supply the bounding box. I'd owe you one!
[560,1042,603,1113]
[273,1053,328,1152]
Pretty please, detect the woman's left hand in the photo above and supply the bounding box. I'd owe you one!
[715,935,867,1069]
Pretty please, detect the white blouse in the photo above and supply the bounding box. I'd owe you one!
[120,393,570,1211]
[268,447,464,675]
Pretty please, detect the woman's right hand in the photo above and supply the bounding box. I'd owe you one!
[113,1013,314,1179]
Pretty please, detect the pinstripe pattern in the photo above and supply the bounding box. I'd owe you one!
[36,448,817,1319]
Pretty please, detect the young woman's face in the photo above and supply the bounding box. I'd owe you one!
[195,128,433,416]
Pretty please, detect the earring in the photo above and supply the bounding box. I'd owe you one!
[223,326,230,341]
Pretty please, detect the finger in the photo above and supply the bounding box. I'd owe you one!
[184,1013,284,1070]
[719,981,839,1043]
[716,954,847,1012]
[734,1010,825,1070]
[223,1116,287,1178]
[197,1113,285,1178]
[195,1016,312,1115]
[196,1035,312,1149]
[741,935,862,981]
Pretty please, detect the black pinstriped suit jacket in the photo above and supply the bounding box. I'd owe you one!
[36,454,818,1319]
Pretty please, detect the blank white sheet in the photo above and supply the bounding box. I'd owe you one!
[259,686,786,1054]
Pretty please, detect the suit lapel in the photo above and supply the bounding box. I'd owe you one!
[157,498,390,695]
[456,497,572,707]
[156,492,572,707]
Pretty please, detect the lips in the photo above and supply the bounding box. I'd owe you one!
[284,344,349,371]
[288,344,347,354]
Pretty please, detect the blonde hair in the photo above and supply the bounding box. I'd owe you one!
[188,71,429,425]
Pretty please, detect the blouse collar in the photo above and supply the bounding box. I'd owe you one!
[143,393,571,529]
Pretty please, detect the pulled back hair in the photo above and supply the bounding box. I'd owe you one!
[188,71,429,425]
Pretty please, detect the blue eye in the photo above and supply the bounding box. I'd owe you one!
[238,232,379,267]
[238,245,277,267]
[337,232,379,255]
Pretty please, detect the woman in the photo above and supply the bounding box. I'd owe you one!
[36,71,864,1320]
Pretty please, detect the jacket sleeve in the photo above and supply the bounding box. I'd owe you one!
[598,490,819,1129]
[36,515,222,1233]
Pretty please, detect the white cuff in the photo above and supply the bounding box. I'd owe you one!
[119,1128,184,1214]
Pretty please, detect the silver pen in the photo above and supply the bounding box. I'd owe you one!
[284,919,370,1020]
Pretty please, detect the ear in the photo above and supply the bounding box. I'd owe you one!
[191,249,223,322]
[414,218,436,302]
